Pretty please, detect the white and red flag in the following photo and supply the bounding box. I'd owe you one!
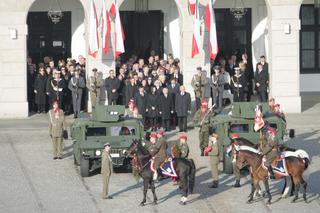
[88,0,99,58]
[188,0,196,16]
[191,0,200,58]
[254,105,265,132]
[102,0,111,56]
[110,0,125,57]
[205,0,218,60]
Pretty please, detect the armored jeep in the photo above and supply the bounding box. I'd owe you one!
[208,102,293,174]
[70,105,144,177]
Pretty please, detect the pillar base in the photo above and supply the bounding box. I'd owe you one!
[273,96,301,113]
[0,102,28,118]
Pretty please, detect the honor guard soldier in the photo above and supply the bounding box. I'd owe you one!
[193,100,210,156]
[87,68,104,109]
[47,69,66,108]
[205,133,220,188]
[48,100,67,159]
[191,67,208,110]
[101,143,113,199]
[211,66,225,109]
[148,133,167,180]
[231,67,246,102]
[68,69,85,118]
[178,135,189,158]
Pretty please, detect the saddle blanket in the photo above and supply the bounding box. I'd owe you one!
[263,158,289,177]
[150,158,178,178]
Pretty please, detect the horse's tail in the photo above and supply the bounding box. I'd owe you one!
[304,157,310,170]
[188,159,196,194]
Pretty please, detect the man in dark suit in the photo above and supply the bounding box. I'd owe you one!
[175,86,191,132]
[254,63,269,102]
[259,55,269,72]
[158,87,174,131]
[105,69,120,105]
[124,78,138,106]
[134,86,148,125]
[168,78,180,129]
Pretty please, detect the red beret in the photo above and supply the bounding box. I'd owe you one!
[201,100,208,105]
[200,105,207,109]
[149,134,157,138]
[273,103,280,108]
[231,133,240,139]
[180,135,187,139]
[269,97,275,102]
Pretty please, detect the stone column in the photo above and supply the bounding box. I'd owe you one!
[265,0,302,113]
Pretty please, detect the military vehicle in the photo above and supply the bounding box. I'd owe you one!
[70,105,144,177]
[208,102,294,174]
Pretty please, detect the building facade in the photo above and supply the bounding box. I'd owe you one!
[0,0,318,118]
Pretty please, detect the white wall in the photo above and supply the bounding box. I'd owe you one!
[29,0,85,59]
[119,0,181,59]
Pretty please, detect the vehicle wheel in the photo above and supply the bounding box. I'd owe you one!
[223,153,233,174]
[80,155,90,177]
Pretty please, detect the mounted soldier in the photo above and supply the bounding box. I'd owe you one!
[148,133,168,180]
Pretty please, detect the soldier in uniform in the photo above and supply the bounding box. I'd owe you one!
[206,133,220,188]
[68,69,86,118]
[178,135,189,158]
[124,100,135,117]
[191,67,208,110]
[193,103,210,156]
[148,134,165,180]
[230,67,247,102]
[231,133,241,187]
[211,66,225,109]
[47,69,66,108]
[48,100,67,159]
[101,143,113,199]
[87,68,103,109]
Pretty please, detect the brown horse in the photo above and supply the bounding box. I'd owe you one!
[233,144,310,204]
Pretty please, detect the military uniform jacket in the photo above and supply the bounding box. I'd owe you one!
[86,75,103,93]
[48,109,67,137]
[179,144,189,158]
[193,109,209,132]
[208,137,219,157]
[47,78,66,98]
[231,74,247,92]
[175,92,191,117]
[105,77,120,100]
[151,138,168,166]
[101,150,113,176]
[191,74,208,98]
[158,94,174,119]
[134,92,148,116]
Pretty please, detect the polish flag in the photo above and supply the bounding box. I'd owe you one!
[205,0,218,60]
[102,0,111,56]
[110,0,125,57]
[191,0,200,58]
[188,0,196,16]
[88,0,99,58]
[254,105,265,132]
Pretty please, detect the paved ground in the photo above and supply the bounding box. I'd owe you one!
[0,99,320,213]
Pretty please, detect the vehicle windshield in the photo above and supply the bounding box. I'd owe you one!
[86,127,107,137]
[111,126,136,136]
[229,124,249,133]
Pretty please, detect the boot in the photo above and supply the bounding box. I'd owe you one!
[209,180,219,188]
[234,180,240,188]
[268,166,275,179]
[200,149,204,156]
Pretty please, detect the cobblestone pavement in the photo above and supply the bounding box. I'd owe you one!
[0,102,319,213]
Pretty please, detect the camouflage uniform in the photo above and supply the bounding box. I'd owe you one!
[193,109,209,155]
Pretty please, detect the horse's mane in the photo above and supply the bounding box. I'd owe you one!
[137,140,151,156]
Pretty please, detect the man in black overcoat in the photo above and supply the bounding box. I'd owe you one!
[105,69,120,105]
[175,86,191,132]
[254,63,269,102]
[134,86,148,125]
[124,78,138,106]
[158,87,174,131]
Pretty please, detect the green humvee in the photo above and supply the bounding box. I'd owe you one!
[208,102,293,174]
[71,105,144,177]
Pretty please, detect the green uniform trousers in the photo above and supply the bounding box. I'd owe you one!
[102,175,110,198]
[52,137,62,158]
[199,130,209,149]
[210,156,219,181]
[233,161,240,181]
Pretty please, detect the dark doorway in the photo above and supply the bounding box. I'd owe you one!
[120,10,164,62]
[215,9,252,61]
[27,12,71,65]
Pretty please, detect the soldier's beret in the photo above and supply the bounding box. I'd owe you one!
[149,134,157,138]
[200,105,207,109]
[104,143,110,147]
[231,133,240,139]
[92,68,98,72]
[180,135,187,139]
[196,67,202,71]
[201,100,208,105]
